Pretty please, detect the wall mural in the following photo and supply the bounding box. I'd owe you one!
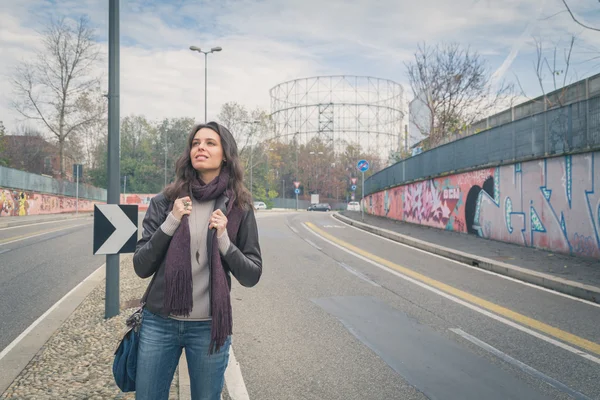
[0,188,99,217]
[366,151,600,258]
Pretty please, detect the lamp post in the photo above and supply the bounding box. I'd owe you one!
[189,45,222,122]
[242,120,260,199]
[309,151,323,194]
[266,147,274,199]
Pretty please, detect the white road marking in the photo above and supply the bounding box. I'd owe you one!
[0,218,92,231]
[224,346,250,400]
[289,226,299,234]
[303,223,600,365]
[304,238,322,251]
[0,263,105,361]
[332,214,600,309]
[450,328,593,400]
[338,262,381,287]
[0,223,89,247]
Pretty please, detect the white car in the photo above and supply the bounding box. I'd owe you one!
[346,201,360,211]
[253,201,267,210]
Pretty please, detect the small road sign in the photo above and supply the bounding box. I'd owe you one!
[351,185,357,191]
[93,205,138,255]
[294,181,301,189]
[357,159,369,172]
[295,188,301,195]
[351,177,358,185]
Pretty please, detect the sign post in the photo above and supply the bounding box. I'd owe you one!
[357,160,370,221]
[73,164,82,215]
[105,0,121,319]
[294,181,300,210]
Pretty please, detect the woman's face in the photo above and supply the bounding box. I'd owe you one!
[190,127,225,176]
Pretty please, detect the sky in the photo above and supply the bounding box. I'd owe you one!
[1,0,599,136]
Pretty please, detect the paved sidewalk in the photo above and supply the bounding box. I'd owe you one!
[336,211,600,303]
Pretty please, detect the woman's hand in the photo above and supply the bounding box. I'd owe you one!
[172,196,192,221]
[210,209,228,237]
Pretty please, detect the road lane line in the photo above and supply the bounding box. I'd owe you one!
[304,238,322,251]
[338,262,381,287]
[224,346,250,400]
[0,218,93,231]
[331,214,600,309]
[303,222,600,363]
[450,328,593,400]
[0,223,89,246]
[0,263,106,361]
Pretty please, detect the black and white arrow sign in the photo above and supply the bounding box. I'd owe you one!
[93,205,138,255]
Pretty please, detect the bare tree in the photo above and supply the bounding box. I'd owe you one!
[513,35,578,111]
[217,102,271,157]
[0,121,7,166]
[405,42,514,147]
[75,88,107,170]
[11,16,103,177]
[560,0,600,32]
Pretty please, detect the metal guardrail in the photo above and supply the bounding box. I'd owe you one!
[366,96,600,195]
[0,166,107,201]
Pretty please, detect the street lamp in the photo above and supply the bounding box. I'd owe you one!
[189,45,222,122]
[242,120,260,198]
[309,151,323,193]
[266,147,274,199]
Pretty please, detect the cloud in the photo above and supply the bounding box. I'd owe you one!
[1,0,599,136]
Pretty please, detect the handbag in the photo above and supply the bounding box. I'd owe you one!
[113,303,144,392]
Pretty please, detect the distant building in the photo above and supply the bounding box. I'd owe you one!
[1,135,77,180]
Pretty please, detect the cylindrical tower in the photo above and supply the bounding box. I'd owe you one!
[269,75,404,160]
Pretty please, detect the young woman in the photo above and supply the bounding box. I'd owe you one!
[132,121,262,400]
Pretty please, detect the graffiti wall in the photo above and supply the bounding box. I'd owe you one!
[366,151,600,258]
[0,188,99,217]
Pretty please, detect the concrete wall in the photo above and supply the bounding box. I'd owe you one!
[364,151,600,258]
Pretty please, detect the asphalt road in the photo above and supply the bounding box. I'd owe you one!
[0,216,104,353]
[227,211,600,400]
[2,210,599,399]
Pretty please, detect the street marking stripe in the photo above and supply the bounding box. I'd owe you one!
[338,262,381,287]
[303,222,600,362]
[0,223,89,246]
[0,263,106,361]
[450,328,593,400]
[224,346,250,400]
[0,218,92,231]
[304,238,322,251]
[332,214,600,309]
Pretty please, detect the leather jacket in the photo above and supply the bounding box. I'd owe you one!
[132,192,262,317]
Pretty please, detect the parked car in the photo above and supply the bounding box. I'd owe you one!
[307,203,331,212]
[346,201,360,211]
[253,201,267,210]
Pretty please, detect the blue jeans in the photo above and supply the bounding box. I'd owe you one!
[135,309,231,400]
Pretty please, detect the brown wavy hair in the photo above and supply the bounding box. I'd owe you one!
[163,121,253,210]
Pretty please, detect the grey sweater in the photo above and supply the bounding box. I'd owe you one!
[159,197,231,320]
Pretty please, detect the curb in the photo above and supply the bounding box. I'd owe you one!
[0,213,93,229]
[333,213,600,304]
[0,263,106,395]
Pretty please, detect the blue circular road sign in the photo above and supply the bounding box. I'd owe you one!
[294,188,300,194]
[351,185,357,191]
[357,159,369,172]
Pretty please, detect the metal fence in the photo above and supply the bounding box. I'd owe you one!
[366,95,600,195]
[0,166,107,201]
